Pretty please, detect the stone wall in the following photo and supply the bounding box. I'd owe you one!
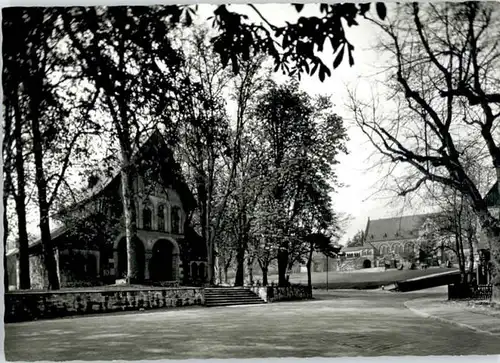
[249,285,312,303]
[29,254,48,289]
[266,285,313,302]
[249,286,268,302]
[5,287,204,323]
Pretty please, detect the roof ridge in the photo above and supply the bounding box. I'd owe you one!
[380,211,439,219]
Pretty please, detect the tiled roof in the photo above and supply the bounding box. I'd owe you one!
[341,245,371,252]
[6,224,68,256]
[365,213,440,242]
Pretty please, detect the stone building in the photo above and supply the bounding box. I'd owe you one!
[7,131,207,289]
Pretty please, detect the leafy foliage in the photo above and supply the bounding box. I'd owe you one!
[209,3,387,80]
[249,81,347,284]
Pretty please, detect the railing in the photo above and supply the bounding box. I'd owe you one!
[471,284,493,300]
[149,280,180,288]
[448,284,492,301]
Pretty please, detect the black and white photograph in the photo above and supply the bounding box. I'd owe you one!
[2,2,500,361]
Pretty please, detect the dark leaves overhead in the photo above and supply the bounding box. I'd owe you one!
[293,4,305,13]
[208,3,387,81]
[375,3,387,20]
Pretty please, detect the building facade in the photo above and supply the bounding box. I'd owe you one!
[7,132,207,289]
[338,213,464,271]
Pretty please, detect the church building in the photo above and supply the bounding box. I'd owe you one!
[7,131,207,289]
[337,213,455,271]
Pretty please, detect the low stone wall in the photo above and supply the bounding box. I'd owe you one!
[338,267,385,274]
[448,284,493,301]
[267,285,313,302]
[249,286,268,302]
[249,285,312,303]
[5,287,204,323]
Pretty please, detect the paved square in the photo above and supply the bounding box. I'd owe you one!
[5,290,500,360]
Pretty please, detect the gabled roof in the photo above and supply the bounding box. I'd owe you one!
[58,130,196,216]
[365,213,440,243]
[341,245,370,252]
[6,224,67,257]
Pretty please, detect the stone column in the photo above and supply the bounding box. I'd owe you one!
[166,204,171,233]
[144,251,153,280]
[172,254,179,281]
[113,249,119,279]
[93,251,101,277]
[136,199,142,229]
[15,258,20,290]
[179,265,184,282]
[152,200,157,231]
[55,248,61,286]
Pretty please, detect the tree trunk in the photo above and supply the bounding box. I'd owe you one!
[440,243,445,265]
[31,109,60,290]
[497,167,500,221]
[459,235,467,284]
[3,194,10,292]
[262,265,268,286]
[277,247,289,287]
[3,104,13,292]
[476,208,500,301]
[208,241,215,285]
[258,258,270,286]
[224,264,229,284]
[13,96,30,290]
[247,255,254,285]
[454,220,466,284]
[217,258,223,286]
[206,155,216,286]
[234,244,245,286]
[467,226,475,283]
[307,243,313,289]
[468,242,475,283]
[120,166,140,283]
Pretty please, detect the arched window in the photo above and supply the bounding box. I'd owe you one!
[143,204,152,230]
[157,205,165,232]
[171,206,180,234]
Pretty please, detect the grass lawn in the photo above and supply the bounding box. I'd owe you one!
[256,267,458,289]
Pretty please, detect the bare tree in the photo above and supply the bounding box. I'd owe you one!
[348,3,500,300]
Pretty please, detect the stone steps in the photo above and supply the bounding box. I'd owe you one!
[205,288,266,307]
